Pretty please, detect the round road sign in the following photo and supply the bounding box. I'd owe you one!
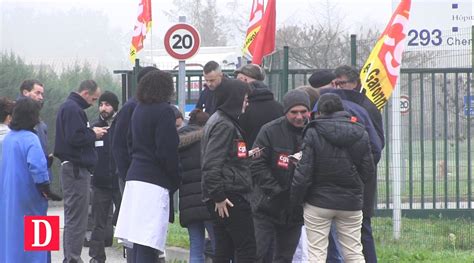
[400,95,410,114]
[164,23,200,60]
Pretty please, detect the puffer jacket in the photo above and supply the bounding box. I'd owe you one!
[291,111,375,212]
[201,79,252,203]
[251,116,304,225]
[178,124,211,227]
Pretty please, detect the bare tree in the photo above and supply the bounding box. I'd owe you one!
[164,0,227,46]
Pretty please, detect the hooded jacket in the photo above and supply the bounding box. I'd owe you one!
[291,111,375,212]
[178,124,211,227]
[321,88,384,151]
[201,79,252,203]
[239,81,284,148]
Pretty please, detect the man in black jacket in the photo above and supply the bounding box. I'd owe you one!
[89,91,122,263]
[236,63,284,148]
[54,80,107,263]
[196,61,224,115]
[201,79,256,262]
[251,89,310,263]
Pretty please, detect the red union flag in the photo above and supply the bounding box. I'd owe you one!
[360,0,411,110]
[24,216,60,251]
[251,0,276,65]
[242,0,264,60]
[129,0,152,63]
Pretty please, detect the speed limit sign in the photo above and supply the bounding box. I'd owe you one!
[164,23,200,60]
[400,95,410,114]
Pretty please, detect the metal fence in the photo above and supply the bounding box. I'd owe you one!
[114,26,474,250]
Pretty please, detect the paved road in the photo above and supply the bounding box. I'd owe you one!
[48,206,125,263]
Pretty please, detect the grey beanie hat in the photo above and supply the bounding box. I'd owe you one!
[283,89,310,113]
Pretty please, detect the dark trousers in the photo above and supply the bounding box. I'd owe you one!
[89,186,122,262]
[130,243,161,263]
[362,217,377,263]
[253,216,301,263]
[61,163,90,263]
[207,194,257,263]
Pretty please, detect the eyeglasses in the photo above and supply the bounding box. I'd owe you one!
[335,80,349,86]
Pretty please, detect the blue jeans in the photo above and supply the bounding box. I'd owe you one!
[327,222,344,263]
[187,220,215,263]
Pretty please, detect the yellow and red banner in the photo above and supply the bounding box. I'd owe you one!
[360,0,411,110]
[242,0,265,60]
[251,0,276,65]
[129,0,152,63]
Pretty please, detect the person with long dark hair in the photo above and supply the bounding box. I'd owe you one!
[0,98,61,263]
[178,109,214,262]
[114,70,180,262]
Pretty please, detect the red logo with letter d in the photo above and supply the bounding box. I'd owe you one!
[24,216,60,251]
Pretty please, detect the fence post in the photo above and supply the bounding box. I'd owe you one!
[350,34,357,67]
[281,46,289,101]
[131,58,140,98]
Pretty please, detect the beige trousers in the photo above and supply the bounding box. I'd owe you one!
[303,204,365,263]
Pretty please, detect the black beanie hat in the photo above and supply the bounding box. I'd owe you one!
[99,91,119,112]
[308,69,336,88]
[283,89,310,113]
[317,93,344,115]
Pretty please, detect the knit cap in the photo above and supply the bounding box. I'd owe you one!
[98,91,119,112]
[283,89,310,113]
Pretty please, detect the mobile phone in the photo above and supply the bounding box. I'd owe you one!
[248,147,265,157]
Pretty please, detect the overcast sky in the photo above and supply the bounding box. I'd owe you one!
[1,0,471,69]
[1,0,394,40]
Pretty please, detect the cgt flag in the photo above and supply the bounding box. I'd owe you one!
[360,0,411,110]
[250,0,276,65]
[129,0,152,63]
[242,0,265,60]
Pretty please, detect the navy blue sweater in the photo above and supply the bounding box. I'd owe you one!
[54,92,97,168]
[111,97,138,180]
[126,102,180,192]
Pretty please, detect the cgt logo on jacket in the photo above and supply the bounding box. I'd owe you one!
[277,153,289,169]
[237,140,248,159]
[24,216,60,251]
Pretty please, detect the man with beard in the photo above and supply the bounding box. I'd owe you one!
[89,91,122,263]
[196,61,224,115]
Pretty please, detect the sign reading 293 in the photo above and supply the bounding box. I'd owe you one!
[407,29,442,46]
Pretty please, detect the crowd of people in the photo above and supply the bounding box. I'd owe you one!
[0,60,384,263]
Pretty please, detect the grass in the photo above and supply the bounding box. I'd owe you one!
[166,215,190,248]
[164,215,474,262]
